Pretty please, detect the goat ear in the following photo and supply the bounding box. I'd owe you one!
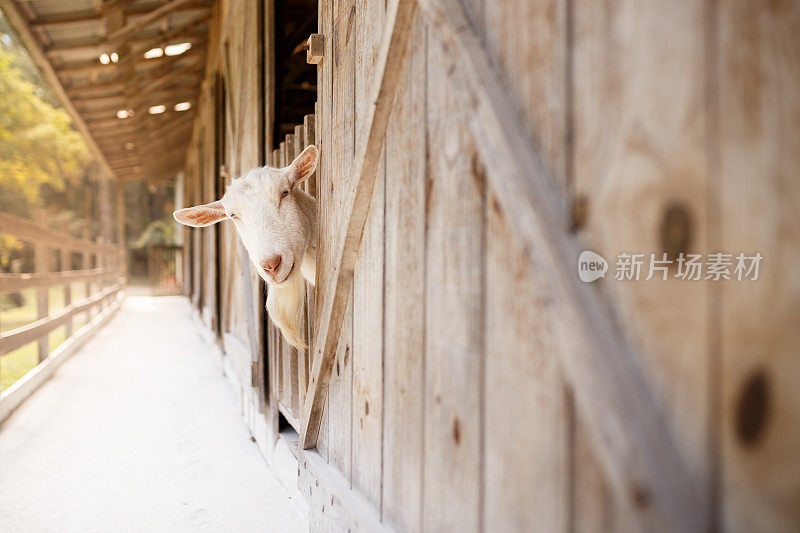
[289,144,318,188]
[173,200,229,227]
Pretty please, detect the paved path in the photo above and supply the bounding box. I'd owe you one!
[0,296,305,532]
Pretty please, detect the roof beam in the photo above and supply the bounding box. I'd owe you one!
[0,0,117,180]
[108,0,206,43]
[44,22,207,54]
[29,1,210,29]
[129,11,210,55]
[30,10,101,29]
[56,61,118,77]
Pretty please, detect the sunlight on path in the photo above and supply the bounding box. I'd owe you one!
[0,296,305,532]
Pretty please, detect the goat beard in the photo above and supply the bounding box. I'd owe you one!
[266,274,307,349]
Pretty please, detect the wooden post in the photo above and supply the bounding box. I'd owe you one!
[33,213,48,362]
[61,248,72,337]
[116,186,127,284]
[98,169,113,292]
[83,223,92,322]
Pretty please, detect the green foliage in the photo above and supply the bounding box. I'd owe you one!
[0,11,96,273]
[133,219,176,248]
[0,45,89,214]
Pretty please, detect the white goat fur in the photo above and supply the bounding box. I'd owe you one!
[173,145,318,349]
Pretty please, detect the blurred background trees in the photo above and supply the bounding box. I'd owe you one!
[0,11,177,280]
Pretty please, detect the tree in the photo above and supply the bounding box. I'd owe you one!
[0,45,89,216]
[0,12,94,272]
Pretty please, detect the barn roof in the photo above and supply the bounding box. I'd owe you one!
[0,0,212,183]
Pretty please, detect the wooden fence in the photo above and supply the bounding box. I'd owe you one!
[0,212,125,389]
[268,114,317,431]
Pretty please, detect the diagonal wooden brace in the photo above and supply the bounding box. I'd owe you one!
[298,0,419,450]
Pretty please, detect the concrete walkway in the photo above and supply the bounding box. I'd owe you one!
[0,296,305,532]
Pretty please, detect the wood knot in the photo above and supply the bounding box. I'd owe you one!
[452,417,461,445]
[364,400,369,415]
[659,203,692,261]
[736,368,770,447]
[631,485,651,508]
[570,195,589,232]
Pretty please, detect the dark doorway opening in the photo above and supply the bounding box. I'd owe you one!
[272,0,318,149]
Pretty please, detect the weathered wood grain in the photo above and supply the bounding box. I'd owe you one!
[350,0,387,510]
[484,188,569,532]
[327,291,353,480]
[351,149,385,508]
[571,0,712,528]
[422,31,485,533]
[314,0,334,461]
[717,1,800,530]
[381,15,427,532]
[416,0,704,529]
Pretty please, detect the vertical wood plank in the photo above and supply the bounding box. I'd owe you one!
[382,17,427,531]
[572,0,711,527]
[483,188,569,532]
[328,290,354,479]
[306,0,334,460]
[314,0,333,462]
[33,239,48,362]
[303,114,317,196]
[482,0,567,189]
[294,124,309,408]
[351,148,385,508]
[351,0,387,511]
[303,113,317,379]
[717,1,800,530]
[320,0,356,476]
[285,133,300,416]
[478,1,572,528]
[422,31,485,533]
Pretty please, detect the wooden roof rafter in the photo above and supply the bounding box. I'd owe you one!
[28,1,210,30]
[107,0,207,43]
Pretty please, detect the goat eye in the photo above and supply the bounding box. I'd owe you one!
[229,213,238,220]
[281,189,290,198]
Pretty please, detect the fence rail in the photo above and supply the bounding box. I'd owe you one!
[0,211,126,390]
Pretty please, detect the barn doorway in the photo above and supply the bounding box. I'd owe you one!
[272,0,318,150]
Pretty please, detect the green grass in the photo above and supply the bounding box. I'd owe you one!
[1,285,91,391]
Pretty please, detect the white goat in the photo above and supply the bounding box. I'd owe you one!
[174,145,318,349]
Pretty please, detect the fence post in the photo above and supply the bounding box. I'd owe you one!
[116,187,127,286]
[34,213,49,362]
[83,222,92,323]
[61,248,72,337]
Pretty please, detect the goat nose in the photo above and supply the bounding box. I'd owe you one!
[262,255,282,275]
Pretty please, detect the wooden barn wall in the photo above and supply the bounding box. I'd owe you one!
[309,0,800,532]
[177,0,800,531]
